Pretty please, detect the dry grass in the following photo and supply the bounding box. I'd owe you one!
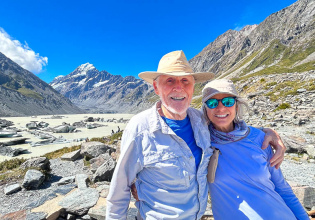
[43,145,81,160]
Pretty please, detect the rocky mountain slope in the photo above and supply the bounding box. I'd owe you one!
[189,0,315,79]
[50,63,155,113]
[0,52,84,116]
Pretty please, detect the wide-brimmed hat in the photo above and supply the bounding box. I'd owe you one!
[139,50,215,84]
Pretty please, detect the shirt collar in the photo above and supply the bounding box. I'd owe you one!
[148,101,203,136]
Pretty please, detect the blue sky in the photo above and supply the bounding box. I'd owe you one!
[0,0,297,83]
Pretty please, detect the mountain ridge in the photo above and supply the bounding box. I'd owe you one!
[0,52,84,116]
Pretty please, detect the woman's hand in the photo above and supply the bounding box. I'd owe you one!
[261,128,286,169]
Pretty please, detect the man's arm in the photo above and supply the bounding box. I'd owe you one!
[106,130,142,219]
[261,128,286,169]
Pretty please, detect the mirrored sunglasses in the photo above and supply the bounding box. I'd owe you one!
[205,97,236,109]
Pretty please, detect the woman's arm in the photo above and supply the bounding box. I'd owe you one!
[261,127,286,169]
[267,147,309,220]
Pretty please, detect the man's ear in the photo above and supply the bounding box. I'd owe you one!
[153,80,159,96]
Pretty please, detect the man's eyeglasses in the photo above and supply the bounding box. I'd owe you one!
[205,97,236,109]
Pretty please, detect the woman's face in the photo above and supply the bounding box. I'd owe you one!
[205,93,236,132]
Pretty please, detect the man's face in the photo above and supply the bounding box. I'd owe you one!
[153,75,195,120]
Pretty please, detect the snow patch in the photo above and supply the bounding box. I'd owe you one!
[78,78,87,86]
[51,82,67,89]
[93,80,109,88]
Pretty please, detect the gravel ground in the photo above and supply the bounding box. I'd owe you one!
[282,159,315,188]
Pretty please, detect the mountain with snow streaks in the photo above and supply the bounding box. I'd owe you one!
[50,63,155,113]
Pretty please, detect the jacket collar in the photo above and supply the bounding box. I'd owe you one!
[148,101,203,137]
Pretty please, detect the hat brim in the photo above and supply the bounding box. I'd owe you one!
[202,91,239,103]
[139,71,215,84]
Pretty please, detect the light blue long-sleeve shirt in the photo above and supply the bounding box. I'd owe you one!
[106,102,213,219]
[208,126,309,220]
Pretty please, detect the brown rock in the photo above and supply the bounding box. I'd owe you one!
[1,209,26,220]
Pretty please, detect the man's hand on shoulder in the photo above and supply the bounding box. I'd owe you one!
[261,127,286,169]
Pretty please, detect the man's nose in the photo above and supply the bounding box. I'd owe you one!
[173,80,183,91]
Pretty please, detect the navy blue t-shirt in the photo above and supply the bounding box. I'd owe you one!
[162,115,202,169]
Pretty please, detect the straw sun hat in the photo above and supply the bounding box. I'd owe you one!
[138,50,215,84]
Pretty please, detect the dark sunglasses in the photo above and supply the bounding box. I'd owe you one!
[205,97,236,109]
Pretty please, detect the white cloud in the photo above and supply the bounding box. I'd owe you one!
[0,27,48,73]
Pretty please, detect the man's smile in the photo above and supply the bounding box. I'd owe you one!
[171,96,185,101]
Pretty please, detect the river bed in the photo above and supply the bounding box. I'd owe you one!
[0,113,134,162]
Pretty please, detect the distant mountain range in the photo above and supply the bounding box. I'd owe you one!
[50,63,155,113]
[50,0,315,113]
[0,52,83,116]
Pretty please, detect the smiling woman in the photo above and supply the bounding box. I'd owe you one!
[201,79,309,220]
[205,94,236,132]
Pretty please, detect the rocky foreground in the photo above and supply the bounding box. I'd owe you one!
[0,130,314,220]
[0,137,142,220]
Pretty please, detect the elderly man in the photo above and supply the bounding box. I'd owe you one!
[106,51,285,219]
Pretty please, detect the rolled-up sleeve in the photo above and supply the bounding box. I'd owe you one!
[106,129,143,219]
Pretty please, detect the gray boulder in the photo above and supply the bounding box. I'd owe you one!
[53,125,76,133]
[59,188,99,215]
[1,137,29,146]
[4,183,21,195]
[61,149,81,161]
[96,183,110,198]
[92,153,116,182]
[90,153,112,173]
[81,142,110,159]
[0,119,14,127]
[292,186,315,209]
[305,145,315,159]
[0,130,16,137]
[76,174,89,189]
[22,169,45,190]
[57,176,75,186]
[20,157,50,171]
[38,121,49,128]
[281,134,307,153]
[0,144,29,157]
[26,122,37,130]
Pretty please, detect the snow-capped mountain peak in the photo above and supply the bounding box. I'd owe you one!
[49,63,154,113]
[77,63,95,72]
